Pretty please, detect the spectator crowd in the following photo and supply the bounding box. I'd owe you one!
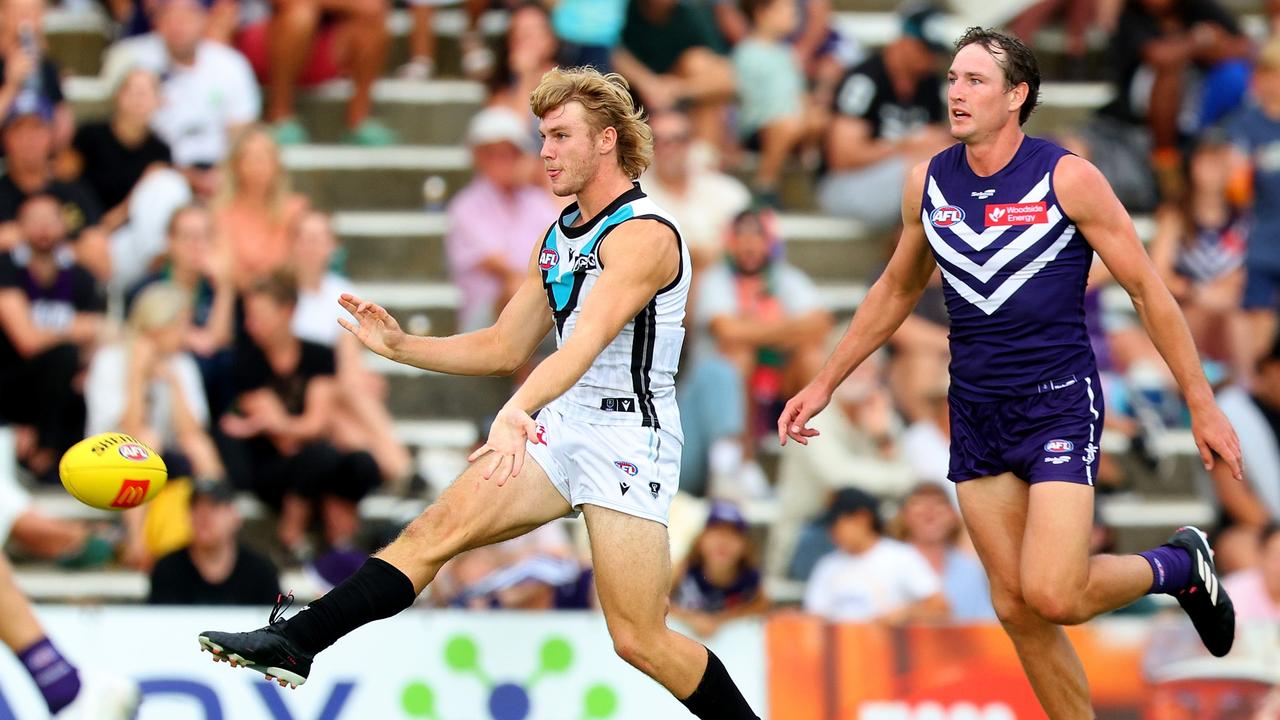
[0,0,1274,647]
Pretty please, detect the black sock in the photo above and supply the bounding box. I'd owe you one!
[679,648,759,719]
[282,557,417,656]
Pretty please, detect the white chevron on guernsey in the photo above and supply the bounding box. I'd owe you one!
[937,226,1077,316]
[925,172,1052,251]
[923,205,1067,284]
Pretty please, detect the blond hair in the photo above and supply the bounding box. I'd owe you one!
[529,67,653,179]
[214,123,292,221]
[128,283,192,335]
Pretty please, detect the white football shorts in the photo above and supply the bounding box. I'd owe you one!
[525,402,680,526]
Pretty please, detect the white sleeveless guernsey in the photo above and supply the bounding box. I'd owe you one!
[536,183,690,437]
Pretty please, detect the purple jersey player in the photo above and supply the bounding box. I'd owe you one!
[780,28,1243,719]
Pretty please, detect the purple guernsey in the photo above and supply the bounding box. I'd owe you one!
[921,136,1097,401]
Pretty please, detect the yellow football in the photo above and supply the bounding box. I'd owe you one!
[58,433,168,511]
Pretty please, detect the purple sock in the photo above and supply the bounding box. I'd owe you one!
[17,636,81,714]
[1138,544,1193,595]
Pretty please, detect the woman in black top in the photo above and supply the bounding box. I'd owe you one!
[221,272,380,557]
[63,68,171,231]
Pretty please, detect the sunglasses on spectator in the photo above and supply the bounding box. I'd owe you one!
[654,133,691,145]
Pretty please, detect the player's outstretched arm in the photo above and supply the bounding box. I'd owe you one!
[468,220,680,485]
[778,160,937,446]
[337,243,554,376]
[1055,154,1243,480]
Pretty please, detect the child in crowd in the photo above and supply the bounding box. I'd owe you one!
[671,501,769,638]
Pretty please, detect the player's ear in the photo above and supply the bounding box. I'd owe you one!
[598,126,618,156]
[1008,82,1028,115]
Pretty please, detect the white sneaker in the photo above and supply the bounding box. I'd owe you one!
[56,671,140,720]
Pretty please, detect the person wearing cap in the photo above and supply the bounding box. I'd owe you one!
[802,487,948,623]
[148,478,282,605]
[445,106,559,334]
[816,3,952,228]
[670,501,767,638]
[694,208,832,496]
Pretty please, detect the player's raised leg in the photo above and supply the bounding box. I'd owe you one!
[582,504,759,719]
[1020,480,1234,653]
[957,474,1094,719]
[198,455,573,686]
[1019,481,1149,624]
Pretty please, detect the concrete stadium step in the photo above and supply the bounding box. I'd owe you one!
[335,211,880,283]
[284,144,470,210]
[66,77,485,145]
[285,144,825,212]
[384,367,513,420]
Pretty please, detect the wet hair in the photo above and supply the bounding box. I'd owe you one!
[954,27,1041,125]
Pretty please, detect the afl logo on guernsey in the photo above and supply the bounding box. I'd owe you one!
[1044,439,1074,453]
[538,248,559,270]
[930,206,965,227]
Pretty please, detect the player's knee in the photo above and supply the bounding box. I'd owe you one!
[401,501,468,561]
[1022,584,1086,626]
[609,624,659,675]
[992,592,1057,637]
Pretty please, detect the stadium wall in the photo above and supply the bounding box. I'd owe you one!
[1,608,1277,719]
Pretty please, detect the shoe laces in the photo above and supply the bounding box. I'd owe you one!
[269,591,294,625]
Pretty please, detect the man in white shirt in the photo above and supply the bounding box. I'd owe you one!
[641,110,750,268]
[803,487,949,623]
[101,0,261,197]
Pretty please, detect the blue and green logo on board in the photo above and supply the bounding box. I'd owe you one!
[400,634,619,720]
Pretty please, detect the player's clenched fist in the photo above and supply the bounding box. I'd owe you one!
[336,293,406,360]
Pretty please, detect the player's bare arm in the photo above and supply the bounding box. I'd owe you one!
[337,240,555,376]
[778,159,937,446]
[1054,153,1243,479]
[468,219,681,484]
